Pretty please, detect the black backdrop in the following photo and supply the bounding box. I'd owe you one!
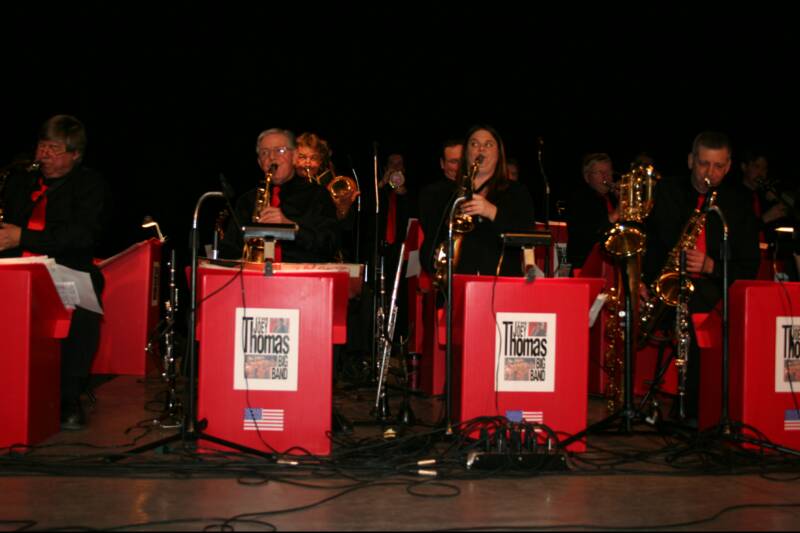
[1,4,795,260]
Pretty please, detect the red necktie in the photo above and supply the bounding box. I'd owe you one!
[271,185,282,262]
[385,191,397,244]
[22,178,48,257]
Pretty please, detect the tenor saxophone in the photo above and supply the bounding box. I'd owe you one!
[242,163,277,263]
[638,186,718,346]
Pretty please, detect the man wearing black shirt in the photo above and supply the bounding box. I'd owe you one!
[219,128,339,263]
[643,131,760,421]
[0,114,110,431]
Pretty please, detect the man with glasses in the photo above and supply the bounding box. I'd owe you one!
[0,114,110,431]
[565,152,619,271]
[219,128,339,262]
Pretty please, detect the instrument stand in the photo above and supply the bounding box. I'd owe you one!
[110,192,275,462]
[636,337,678,425]
[395,337,416,427]
[561,265,649,448]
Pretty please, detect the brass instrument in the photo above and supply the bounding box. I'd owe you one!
[432,155,483,290]
[0,160,40,224]
[604,164,659,257]
[600,164,659,412]
[327,174,358,220]
[242,163,277,263]
[638,186,718,346]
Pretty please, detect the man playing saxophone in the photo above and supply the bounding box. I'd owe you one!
[642,131,760,423]
[218,128,339,263]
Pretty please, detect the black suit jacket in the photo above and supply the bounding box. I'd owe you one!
[219,174,340,263]
[644,175,760,312]
[1,165,109,295]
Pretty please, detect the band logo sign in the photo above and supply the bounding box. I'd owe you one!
[775,317,800,393]
[495,312,556,392]
[234,308,299,391]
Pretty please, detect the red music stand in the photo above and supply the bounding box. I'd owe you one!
[195,264,344,456]
[93,238,162,375]
[450,275,603,452]
[696,280,800,450]
[0,262,72,447]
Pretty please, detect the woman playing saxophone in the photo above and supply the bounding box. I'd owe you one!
[419,124,535,281]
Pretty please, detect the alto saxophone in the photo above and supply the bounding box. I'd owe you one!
[432,154,483,290]
[638,185,718,346]
[242,162,277,263]
[0,160,40,224]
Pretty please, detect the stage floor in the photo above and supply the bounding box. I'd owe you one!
[2,374,800,531]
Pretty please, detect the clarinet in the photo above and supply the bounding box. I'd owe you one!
[375,243,406,411]
[674,249,691,420]
[160,248,182,427]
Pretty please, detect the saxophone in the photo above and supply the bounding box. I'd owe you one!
[638,186,718,346]
[242,162,277,263]
[431,155,483,290]
[0,160,40,224]
[601,164,659,413]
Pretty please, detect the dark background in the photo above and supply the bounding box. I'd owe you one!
[1,4,796,259]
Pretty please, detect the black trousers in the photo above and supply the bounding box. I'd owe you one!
[60,307,103,405]
[60,270,104,407]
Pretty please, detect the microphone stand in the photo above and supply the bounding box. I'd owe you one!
[707,205,731,434]
[349,158,362,264]
[537,137,552,276]
[370,142,381,383]
[110,191,275,462]
[444,193,468,435]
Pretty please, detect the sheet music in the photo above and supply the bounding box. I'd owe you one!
[0,256,103,314]
[589,292,608,328]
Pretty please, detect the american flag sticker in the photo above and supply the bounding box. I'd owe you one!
[523,411,544,424]
[785,409,800,432]
[243,408,284,431]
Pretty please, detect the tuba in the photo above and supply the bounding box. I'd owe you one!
[242,162,277,263]
[600,164,660,412]
[432,155,483,290]
[638,184,717,346]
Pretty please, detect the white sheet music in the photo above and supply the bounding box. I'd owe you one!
[0,256,103,314]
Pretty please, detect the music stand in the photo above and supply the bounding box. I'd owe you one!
[110,192,283,462]
[500,231,552,281]
[241,223,298,276]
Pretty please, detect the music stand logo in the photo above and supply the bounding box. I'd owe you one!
[495,312,557,392]
[234,307,299,391]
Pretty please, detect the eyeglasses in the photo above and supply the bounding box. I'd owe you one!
[258,146,291,158]
[296,153,322,163]
[468,140,496,150]
[36,142,70,157]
